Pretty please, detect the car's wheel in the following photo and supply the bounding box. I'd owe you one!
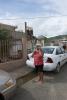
[0,93,5,100]
[55,63,60,73]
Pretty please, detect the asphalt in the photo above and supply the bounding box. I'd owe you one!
[10,63,67,100]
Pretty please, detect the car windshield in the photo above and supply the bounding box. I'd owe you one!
[42,47,55,54]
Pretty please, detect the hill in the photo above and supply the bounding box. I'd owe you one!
[48,35,67,42]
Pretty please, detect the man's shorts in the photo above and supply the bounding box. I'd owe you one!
[35,64,43,72]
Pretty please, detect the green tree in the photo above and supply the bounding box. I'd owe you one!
[0,29,11,40]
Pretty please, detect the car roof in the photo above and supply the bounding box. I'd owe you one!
[42,46,61,49]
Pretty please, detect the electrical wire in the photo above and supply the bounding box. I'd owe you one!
[0,15,67,20]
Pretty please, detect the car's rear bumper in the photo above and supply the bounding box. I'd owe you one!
[26,60,56,71]
[43,63,56,71]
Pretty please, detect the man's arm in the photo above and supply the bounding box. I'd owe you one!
[31,49,36,57]
[39,49,43,56]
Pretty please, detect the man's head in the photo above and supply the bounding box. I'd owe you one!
[36,43,41,50]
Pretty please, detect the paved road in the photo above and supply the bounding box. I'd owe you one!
[10,63,67,100]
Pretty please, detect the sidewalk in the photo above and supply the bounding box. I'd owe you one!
[10,65,33,80]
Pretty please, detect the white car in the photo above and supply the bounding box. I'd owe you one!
[26,46,67,73]
[0,70,16,100]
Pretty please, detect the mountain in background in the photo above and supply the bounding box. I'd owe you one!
[37,34,67,43]
[48,34,67,42]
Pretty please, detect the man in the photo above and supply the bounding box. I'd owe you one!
[32,43,44,84]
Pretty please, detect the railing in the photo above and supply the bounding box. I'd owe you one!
[0,39,23,63]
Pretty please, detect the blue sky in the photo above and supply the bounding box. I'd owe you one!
[0,0,67,37]
[0,0,59,15]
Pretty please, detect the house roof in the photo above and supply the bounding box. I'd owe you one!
[0,23,17,30]
[37,35,47,40]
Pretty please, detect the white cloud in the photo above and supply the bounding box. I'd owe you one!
[27,16,67,37]
[50,0,67,15]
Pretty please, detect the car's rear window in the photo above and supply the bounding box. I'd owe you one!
[42,48,55,54]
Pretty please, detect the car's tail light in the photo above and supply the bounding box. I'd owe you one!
[46,57,53,63]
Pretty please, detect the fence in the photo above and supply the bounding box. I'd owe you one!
[0,39,23,63]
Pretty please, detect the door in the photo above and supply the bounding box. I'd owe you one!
[56,47,64,66]
[61,47,67,64]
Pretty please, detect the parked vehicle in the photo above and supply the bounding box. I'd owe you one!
[26,46,67,73]
[0,70,16,100]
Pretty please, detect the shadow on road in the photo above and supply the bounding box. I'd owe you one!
[43,63,67,84]
[10,88,35,100]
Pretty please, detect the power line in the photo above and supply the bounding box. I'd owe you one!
[0,15,67,20]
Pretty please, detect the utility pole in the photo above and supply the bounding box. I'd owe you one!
[25,22,27,35]
[22,22,28,60]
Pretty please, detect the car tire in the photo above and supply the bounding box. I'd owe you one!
[55,63,60,73]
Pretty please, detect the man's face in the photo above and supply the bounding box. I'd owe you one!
[36,46,41,50]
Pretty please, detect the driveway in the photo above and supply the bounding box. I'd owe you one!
[10,63,67,100]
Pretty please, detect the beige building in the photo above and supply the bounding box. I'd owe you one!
[50,37,67,50]
[24,34,37,53]
[26,26,37,53]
